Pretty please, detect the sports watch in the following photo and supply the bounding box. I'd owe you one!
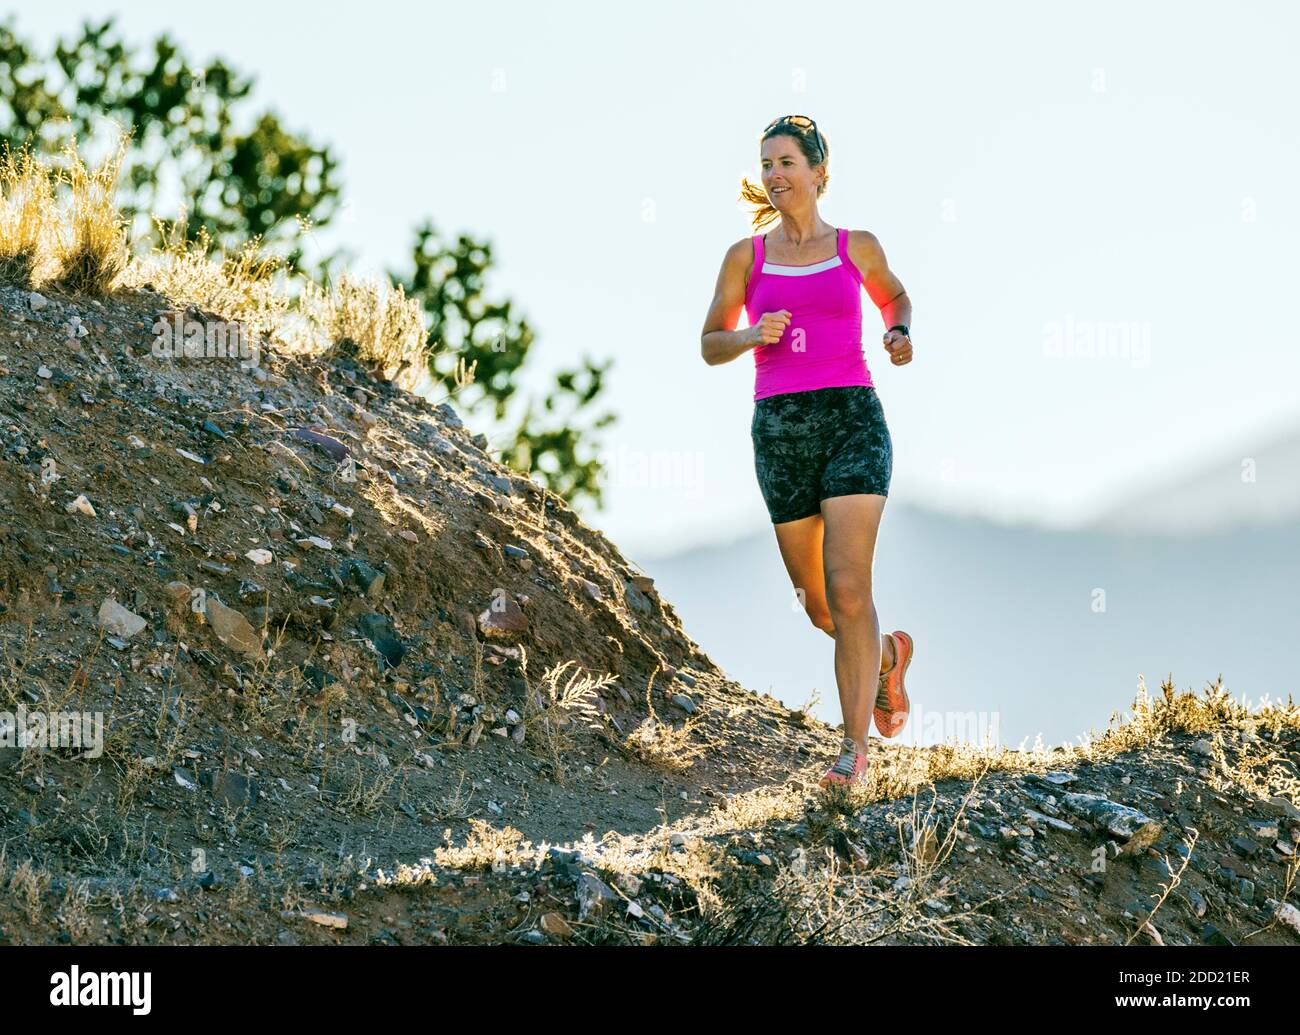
[887,324,910,337]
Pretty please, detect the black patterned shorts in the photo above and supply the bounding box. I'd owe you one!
[751,385,892,524]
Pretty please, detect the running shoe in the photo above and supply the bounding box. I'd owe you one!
[820,735,869,787]
[873,630,913,738]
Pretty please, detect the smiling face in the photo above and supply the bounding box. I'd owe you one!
[761,132,824,211]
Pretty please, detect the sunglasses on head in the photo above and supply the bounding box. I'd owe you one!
[764,114,825,159]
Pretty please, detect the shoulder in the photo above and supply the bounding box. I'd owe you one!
[844,229,887,272]
[727,235,756,261]
[844,229,884,255]
[722,235,756,275]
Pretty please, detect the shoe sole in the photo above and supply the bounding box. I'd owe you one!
[873,630,913,738]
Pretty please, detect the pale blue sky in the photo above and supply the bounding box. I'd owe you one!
[21,1,1300,559]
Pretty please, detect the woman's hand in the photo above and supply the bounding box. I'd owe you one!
[748,310,791,347]
[883,328,913,365]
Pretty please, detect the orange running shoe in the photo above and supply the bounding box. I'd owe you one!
[873,630,913,738]
[820,735,869,787]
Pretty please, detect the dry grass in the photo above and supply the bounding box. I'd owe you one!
[127,220,289,343]
[48,138,131,296]
[0,147,57,287]
[517,650,611,784]
[0,133,433,388]
[0,139,131,295]
[297,273,427,379]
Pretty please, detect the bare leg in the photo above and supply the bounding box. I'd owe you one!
[819,494,888,754]
[772,512,895,669]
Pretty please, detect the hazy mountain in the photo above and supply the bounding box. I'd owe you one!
[643,500,1298,749]
[1088,421,1300,535]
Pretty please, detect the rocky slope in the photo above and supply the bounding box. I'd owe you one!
[0,281,1297,946]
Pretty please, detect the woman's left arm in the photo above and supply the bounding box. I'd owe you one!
[847,230,913,366]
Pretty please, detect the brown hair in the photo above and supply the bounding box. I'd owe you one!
[739,120,830,232]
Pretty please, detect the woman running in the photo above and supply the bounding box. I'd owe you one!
[699,114,915,788]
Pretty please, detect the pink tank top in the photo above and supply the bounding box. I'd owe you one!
[744,227,873,401]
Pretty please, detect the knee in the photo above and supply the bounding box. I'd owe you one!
[807,607,836,637]
[825,572,872,620]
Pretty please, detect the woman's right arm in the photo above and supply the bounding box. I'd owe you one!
[700,239,789,365]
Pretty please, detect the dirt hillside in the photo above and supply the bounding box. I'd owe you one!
[0,281,1297,946]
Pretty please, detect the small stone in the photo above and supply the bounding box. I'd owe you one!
[1061,792,1162,853]
[1199,923,1234,946]
[1032,771,1077,787]
[478,594,528,639]
[300,909,348,930]
[245,548,273,565]
[573,576,602,601]
[176,448,206,464]
[357,613,406,668]
[28,291,47,311]
[65,494,96,517]
[343,559,385,599]
[1024,808,1074,832]
[539,912,573,939]
[1265,795,1300,821]
[1270,899,1300,937]
[205,596,264,659]
[575,873,618,920]
[97,598,147,639]
[289,428,349,461]
[671,694,696,715]
[37,365,52,379]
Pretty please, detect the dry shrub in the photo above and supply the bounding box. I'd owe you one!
[298,272,427,377]
[0,146,57,287]
[49,137,131,296]
[127,220,290,343]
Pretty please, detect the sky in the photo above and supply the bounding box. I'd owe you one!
[18,0,1300,562]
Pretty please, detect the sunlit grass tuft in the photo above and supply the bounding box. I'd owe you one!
[49,137,132,296]
[0,146,57,288]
